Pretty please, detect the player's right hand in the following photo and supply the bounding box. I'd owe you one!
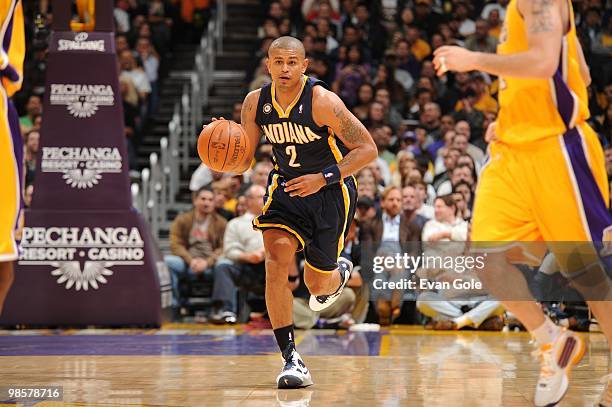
[202,117,226,129]
[485,121,498,143]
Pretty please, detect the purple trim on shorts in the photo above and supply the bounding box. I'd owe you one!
[562,127,612,243]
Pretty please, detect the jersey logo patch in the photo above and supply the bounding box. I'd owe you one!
[263,103,272,114]
[298,104,303,114]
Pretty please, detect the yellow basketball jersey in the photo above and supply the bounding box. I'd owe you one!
[496,0,590,144]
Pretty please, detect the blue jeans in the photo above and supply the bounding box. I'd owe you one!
[164,254,212,308]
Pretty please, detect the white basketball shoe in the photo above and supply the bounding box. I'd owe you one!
[309,257,352,312]
[533,329,585,407]
[276,343,313,389]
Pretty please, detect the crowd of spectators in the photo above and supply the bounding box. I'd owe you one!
[166,0,611,327]
[16,0,212,196]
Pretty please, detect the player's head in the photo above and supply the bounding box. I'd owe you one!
[267,36,308,88]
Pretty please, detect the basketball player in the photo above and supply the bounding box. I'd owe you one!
[0,0,25,317]
[433,0,611,405]
[208,36,377,388]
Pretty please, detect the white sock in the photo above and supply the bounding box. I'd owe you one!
[532,317,561,346]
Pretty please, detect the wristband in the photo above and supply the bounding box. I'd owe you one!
[288,275,298,282]
[322,165,341,185]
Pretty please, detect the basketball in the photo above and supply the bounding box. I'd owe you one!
[197,119,250,172]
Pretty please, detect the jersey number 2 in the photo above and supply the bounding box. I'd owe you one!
[286,145,301,167]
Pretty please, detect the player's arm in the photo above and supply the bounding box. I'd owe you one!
[284,87,377,197]
[433,0,563,79]
[314,87,378,177]
[233,89,262,173]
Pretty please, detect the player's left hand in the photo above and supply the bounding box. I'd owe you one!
[433,46,477,76]
[284,173,326,197]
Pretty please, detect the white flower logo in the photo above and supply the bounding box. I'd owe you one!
[62,169,102,189]
[51,261,114,291]
[67,97,99,118]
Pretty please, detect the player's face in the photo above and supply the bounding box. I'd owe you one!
[267,48,308,88]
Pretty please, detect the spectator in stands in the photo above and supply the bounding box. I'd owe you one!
[437,163,475,196]
[332,45,370,108]
[395,38,420,85]
[402,183,429,230]
[413,179,435,217]
[465,19,498,54]
[120,77,140,171]
[365,101,387,129]
[352,82,375,122]
[212,178,236,220]
[486,9,503,40]
[374,88,403,131]
[119,49,151,103]
[417,197,503,330]
[453,180,473,220]
[24,129,39,186]
[19,95,42,134]
[413,0,444,38]
[135,37,160,113]
[353,2,387,61]
[372,64,405,108]
[480,0,508,21]
[417,195,503,330]
[453,122,485,165]
[210,185,267,324]
[361,186,421,324]
[115,33,130,55]
[249,161,273,188]
[166,187,227,310]
[405,25,432,62]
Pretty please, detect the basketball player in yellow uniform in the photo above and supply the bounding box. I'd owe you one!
[0,0,25,317]
[433,0,611,405]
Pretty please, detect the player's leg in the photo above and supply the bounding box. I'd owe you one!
[0,87,22,318]
[0,262,14,316]
[304,180,356,312]
[262,228,312,389]
[471,142,585,407]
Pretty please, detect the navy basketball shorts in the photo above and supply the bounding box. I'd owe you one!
[253,169,357,273]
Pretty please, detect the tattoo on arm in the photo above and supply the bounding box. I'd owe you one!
[241,97,252,123]
[529,0,554,33]
[333,105,366,144]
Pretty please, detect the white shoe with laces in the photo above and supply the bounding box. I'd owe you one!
[308,257,352,312]
[533,329,585,407]
[276,343,313,389]
[599,373,612,407]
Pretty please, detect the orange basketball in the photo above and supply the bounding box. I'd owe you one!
[197,120,250,172]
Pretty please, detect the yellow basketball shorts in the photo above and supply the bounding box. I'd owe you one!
[471,123,611,259]
[0,86,23,262]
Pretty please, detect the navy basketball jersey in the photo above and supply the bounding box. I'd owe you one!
[255,75,349,179]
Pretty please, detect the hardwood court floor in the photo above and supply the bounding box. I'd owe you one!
[0,325,608,406]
